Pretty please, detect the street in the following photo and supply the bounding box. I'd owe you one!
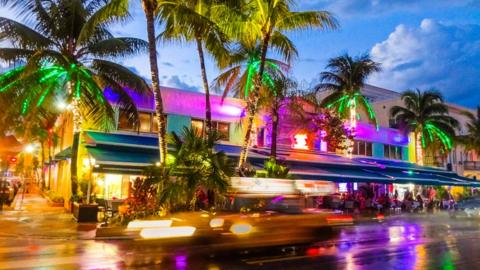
[1,191,480,269]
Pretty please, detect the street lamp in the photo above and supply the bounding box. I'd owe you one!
[24,144,35,153]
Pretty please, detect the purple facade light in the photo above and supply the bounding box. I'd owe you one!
[104,86,246,122]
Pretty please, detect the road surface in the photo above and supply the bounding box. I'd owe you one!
[1,210,480,269]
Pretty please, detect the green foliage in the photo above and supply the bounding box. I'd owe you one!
[0,0,149,131]
[257,159,291,179]
[316,53,381,126]
[311,108,353,151]
[155,127,235,212]
[213,45,288,100]
[115,173,163,225]
[390,89,458,152]
[459,107,480,154]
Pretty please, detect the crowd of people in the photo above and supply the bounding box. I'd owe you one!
[320,186,457,214]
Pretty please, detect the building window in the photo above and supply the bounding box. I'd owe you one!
[138,112,151,133]
[118,110,164,133]
[384,144,403,160]
[191,119,204,136]
[216,122,230,140]
[352,141,373,156]
[191,119,230,141]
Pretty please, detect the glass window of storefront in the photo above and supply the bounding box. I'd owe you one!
[353,141,373,156]
[384,144,403,160]
[191,119,230,141]
[118,110,165,133]
[95,174,135,200]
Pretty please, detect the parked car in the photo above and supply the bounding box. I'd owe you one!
[450,197,480,218]
[0,181,15,205]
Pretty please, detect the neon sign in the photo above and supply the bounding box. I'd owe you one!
[293,133,309,150]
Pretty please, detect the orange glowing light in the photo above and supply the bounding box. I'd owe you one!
[292,134,309,150]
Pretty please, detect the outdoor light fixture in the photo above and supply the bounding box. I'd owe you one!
[24,144,35,153]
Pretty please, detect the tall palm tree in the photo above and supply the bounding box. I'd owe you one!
[390,89,459,165]
[159,0,229,134]
[222,0,338,168]
[213,45,287,100]
[0,0,149,196]
[459,107,480,154]
[315,54,381,157]
[258,76,299,160]
[141,0,168,165]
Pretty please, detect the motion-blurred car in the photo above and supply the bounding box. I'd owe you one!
[450,197,480,218]
[0,181,15,205]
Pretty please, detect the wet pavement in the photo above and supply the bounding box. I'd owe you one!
[1,192,480,269]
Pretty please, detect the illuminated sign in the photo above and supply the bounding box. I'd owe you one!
[293,133,309,150]
[230,177,296,194]
[339,183,348,193]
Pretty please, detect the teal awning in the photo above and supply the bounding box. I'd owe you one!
[53,147,71,160]
[86,145,158,174]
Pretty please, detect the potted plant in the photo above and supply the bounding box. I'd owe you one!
[71,181,98,222]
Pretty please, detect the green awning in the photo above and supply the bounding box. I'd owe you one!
[53,147,71,160]
[87,146,158,165]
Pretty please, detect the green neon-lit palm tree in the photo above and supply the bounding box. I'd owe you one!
[459,107,480,154]
[0,0,149,196]
[390,89,459,165]
[213,45,287,100]
[159,0,229,134]
[315,54,380,157]
[219,0,338,168]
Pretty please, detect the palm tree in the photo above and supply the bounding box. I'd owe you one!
[459,107,480,154]
[213,45,288,100]
[222,0,338,168]
[315,54,381,157]
[141,0,168,165]
[258,76,300,160]
[0,0,149,196]
[158,127,235,211]
[160,0,229,134]
[390,89,459,165]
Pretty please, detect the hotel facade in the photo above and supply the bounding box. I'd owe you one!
[45,85,480,208]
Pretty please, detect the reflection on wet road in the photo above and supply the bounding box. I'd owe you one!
[1,214,480,269]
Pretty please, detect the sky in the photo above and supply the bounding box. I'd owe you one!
[1,0,480,107]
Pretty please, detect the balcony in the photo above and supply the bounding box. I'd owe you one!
[464,161,480,171]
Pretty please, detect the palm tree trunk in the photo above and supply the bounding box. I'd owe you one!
[70,94,81,197]
[48,142,52,190]
[270,109,279,161]
[238,32,271,168]
[143,1,168,165]
[40,141,46,190]
[347,102,357,158]
[196,37,212,135]
[415,131,424,165]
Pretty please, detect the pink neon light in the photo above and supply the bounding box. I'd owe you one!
[218,105,244,117]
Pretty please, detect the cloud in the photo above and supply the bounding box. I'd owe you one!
[165,75,200,92]
[301,0,477,17]
[369,19,480,107]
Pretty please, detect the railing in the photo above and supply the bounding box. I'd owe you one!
[464,161,480,170]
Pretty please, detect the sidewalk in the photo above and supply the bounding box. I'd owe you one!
[0,186,96,240]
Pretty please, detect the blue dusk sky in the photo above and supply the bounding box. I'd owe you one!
[1,0,480,107]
